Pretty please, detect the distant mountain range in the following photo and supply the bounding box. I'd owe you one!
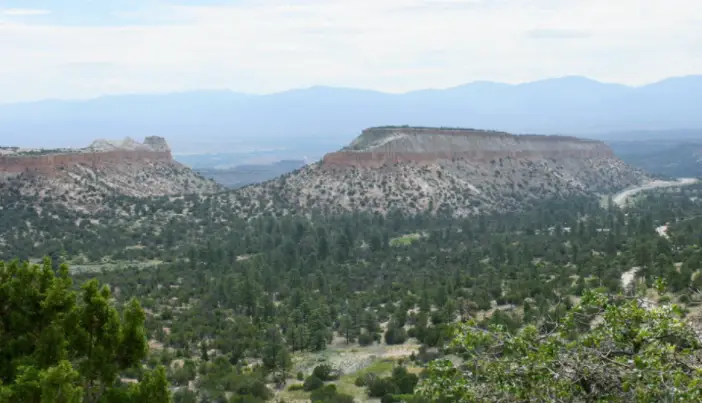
[1,75,701,153]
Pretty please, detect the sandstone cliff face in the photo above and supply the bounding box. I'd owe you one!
[324,127,613,168]
[0,137,220,212]
[0,136,173,177]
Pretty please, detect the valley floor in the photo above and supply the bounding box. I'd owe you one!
[612,177,698,207]
[278,339,421,403]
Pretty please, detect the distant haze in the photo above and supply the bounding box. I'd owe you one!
[2,0,701,102]
[1,75,701,153]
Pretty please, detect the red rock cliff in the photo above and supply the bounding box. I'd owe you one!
[0,136,174,177]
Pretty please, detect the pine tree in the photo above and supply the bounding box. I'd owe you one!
[200,341,209,362]
[130,366,172,403]
[338,314,358,344]
[0,258,170,403]
[262,326,291,383]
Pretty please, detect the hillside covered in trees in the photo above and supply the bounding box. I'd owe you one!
[3,180,702,401]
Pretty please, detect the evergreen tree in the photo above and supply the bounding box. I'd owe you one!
[0,258,170,403]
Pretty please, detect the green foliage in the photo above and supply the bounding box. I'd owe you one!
[261,325,291,378]
[196,357,272,402]
[391,367,419,394]
[129,366,171,403]
[170,360,197,386]
[0,258,170,403]
[384,325,408,345]
[303,375,324,391]
[309,384,354,403]
[358,333,375,346]
[7,178,702,402]
[420,288,702,402]
[368,377,399,398]
[312,364,339,381]
[366,366,419,399]
[381,394,397,403]
[354,375,367,387]
[173,389,197,403]
[287,383,304,391]
[389,233,421,247]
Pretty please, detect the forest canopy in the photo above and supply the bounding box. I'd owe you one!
[420,285,702,402]
[2,184,702,401]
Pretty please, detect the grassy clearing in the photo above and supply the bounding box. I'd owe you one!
[69,259,163,273]
[389,233,421,247]
[278,387,309,402]
[279,357,418,403]
[27,253,165,274]
[336,359,414,401]
[354,359,396,376]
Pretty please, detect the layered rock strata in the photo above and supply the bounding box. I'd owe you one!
[323,127,613,168]
[212,126,649,218]
[0,136,173,177]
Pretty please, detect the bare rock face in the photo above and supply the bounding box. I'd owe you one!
[0,137,174,177]
[323,127,614,168]
[0,137,220,212]
[143,136,171,153]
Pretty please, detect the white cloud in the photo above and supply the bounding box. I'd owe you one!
[1,8,51,16]
[0,0,701,102]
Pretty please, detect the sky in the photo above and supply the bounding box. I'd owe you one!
[0,0,700,102]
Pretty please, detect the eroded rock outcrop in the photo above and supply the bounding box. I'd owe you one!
[222,126,649,218]
[323,127,614,168]
[0,136,221,212]
[0,136,173,177]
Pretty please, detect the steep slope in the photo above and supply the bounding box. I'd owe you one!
[229,127,650,217]
[0,136,221,213]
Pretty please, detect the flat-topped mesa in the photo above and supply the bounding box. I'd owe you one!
[0,136,174,177]
[322,127,614,168]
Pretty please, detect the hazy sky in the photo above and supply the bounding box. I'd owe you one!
[1,0,700,102]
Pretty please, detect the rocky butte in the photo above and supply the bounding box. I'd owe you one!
[322,127,614,168]
[229,126,649,218]
[0,136,221,212]
[0,136,173,178]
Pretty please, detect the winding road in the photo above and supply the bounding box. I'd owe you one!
[612,177,698,208]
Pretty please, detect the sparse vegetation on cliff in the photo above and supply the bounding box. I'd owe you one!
[371,125,505,132]
[0,137,221,213]
[11,149,60,156]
